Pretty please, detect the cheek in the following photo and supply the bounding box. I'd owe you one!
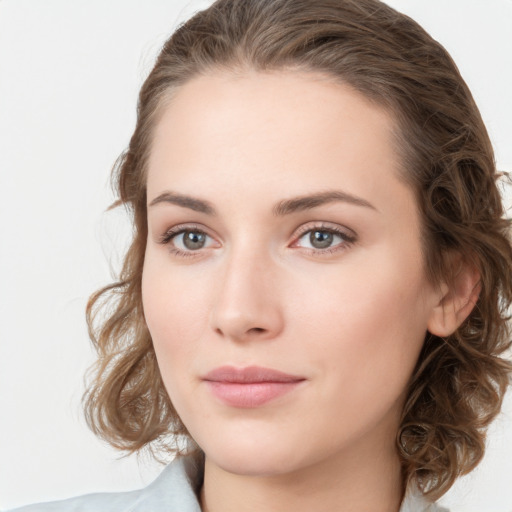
[293,251,428,338]
[291,253,430,396]
[141,253,212,373]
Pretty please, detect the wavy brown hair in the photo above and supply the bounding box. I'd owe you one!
[83,0,512,500]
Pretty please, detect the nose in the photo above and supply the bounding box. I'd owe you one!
[210,247,284,343]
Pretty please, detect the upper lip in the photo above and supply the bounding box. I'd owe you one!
[203,365,305,383]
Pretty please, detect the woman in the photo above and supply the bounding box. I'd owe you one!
[6,0,511,510]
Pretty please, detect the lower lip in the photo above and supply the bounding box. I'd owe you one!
[205,381,303,408]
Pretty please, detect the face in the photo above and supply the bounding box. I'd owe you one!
[142,71,442,476]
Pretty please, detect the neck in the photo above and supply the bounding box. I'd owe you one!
[200,430,404,512]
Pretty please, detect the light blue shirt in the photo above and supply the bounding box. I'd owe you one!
[7,456,449,512]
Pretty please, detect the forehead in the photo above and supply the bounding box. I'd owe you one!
[147,70,409,216]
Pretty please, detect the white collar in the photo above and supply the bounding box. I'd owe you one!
[400,485,449,512]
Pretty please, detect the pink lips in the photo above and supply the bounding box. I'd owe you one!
[203,366,305,408]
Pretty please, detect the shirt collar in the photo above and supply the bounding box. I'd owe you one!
[146,456,446,512]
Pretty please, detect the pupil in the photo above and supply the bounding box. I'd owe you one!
[184,231,206,250]
[310,230,333,249]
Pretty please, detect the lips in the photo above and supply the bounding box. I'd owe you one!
[202,366,306,408]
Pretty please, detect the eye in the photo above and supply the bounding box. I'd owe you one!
[176,230,209,250]
[293,225,356,253]
[159,225,218,257]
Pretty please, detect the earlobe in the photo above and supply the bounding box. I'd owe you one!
[427,256,481,337]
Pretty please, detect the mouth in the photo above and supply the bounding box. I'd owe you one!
[202,365,306,408]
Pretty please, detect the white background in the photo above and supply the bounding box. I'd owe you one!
[0,1,511,510]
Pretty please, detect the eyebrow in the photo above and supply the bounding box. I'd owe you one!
[148,190,376,216]
[149,191,216,215]
[272,190,377,215]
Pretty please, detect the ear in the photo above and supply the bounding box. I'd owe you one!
[427,254,481,337]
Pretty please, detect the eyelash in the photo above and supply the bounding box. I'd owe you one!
[158,223,210,259]
[158,222,357,259]
[292,223,357,256]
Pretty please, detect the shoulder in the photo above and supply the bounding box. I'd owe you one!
[5,488,143,512]
[4,457,202,512]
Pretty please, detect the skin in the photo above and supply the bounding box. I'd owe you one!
[142,70,456,512]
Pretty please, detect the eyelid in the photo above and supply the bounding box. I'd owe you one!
[292,221,356,240]
[158,223,221,259]
[158,223,213,244]
[157,221,357,258]
[290,222,358,254]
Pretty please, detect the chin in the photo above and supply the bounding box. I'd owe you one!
[211,451,302,477]
[198,430,310,477]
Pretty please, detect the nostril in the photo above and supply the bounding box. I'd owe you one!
[249,327,266,334]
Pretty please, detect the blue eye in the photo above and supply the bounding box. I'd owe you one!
[295,226,356,252]
[160,226,216,256]
[158,223,356,258]
[307,230,337,249]
[175,230,209,250]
